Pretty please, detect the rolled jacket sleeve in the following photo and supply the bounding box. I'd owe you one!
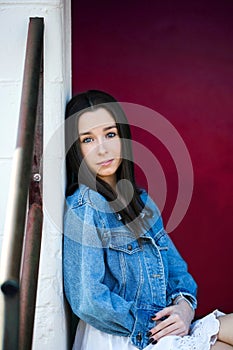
[166,234,198,309]
[141,190,198,310]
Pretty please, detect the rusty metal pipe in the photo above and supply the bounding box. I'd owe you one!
[0,17,44,350]
[19,203,43,350]
[19,34,44,350]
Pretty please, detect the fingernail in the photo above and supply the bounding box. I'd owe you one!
[147,331,152,337]
[152,340,157,345]
[160,316,167,321]
[148,338,154,344]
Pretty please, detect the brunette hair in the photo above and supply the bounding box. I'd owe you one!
[65,90,146,233]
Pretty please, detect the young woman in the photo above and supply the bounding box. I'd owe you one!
[63,90,233,350]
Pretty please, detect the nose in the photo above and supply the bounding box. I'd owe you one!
[97,139,107,155]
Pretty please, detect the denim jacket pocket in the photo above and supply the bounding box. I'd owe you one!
[109,232,142,255]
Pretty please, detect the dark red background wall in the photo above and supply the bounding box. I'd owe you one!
[71,0,233,316]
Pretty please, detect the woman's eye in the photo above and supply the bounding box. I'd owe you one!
[106,132,116,138]
[81,137,93,143]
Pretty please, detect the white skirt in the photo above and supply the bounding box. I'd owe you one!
[73,310,224,350]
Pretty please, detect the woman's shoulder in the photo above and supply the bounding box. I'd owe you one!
[140,188,160,213]
[139,188,163,234]
[66,184,109,211]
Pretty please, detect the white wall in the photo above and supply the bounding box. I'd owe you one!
[0,0,71,348]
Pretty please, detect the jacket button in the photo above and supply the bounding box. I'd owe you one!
[136,332,142,342]
[127,244,132,251]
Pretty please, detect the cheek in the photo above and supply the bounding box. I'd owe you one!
[83,151,95,167]
[80,146,95,168]
[80,143,95,159]
[111,139,122,156]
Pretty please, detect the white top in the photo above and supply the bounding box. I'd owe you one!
[72,310,224,350]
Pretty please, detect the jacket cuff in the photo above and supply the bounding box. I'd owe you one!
[168,291,197,310]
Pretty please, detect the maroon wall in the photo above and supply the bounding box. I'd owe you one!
[71,0,233,315]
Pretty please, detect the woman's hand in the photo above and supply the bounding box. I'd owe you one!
[148,300,195,344]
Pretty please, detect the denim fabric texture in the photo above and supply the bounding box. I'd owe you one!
[63,184,197,350]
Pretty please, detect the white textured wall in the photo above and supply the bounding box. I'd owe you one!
[0,0,71,348]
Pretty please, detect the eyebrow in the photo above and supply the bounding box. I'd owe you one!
[79,125,117,137]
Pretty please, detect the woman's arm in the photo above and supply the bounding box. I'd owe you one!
[141,190,197,308]
[147,234,197,343]
[63,204,136,336]
[166,234,198,307]
[216,314,233,346]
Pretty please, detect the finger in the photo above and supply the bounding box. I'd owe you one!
[150,313,186,336]
[152,306,174,320]
[156,327,186,340]
[150,319,188,341]
[150,323,180,341]
[152,313,178,332]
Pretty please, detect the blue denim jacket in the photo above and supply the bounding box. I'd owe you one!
[63,184,197,349]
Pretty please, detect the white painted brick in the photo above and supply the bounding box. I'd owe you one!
[0,6,64,82]
[44,82,66,156]
[0,235,3,257]
[0,8,27,81]
[32,303,67,350]
[0,159,13,234]
[44,8,65,82]
[0,83,20,157]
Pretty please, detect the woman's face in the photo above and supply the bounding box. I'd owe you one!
[78,108,122,188]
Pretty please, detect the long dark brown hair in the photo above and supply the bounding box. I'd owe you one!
[65,90,148,234]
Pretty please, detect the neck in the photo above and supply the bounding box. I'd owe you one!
[98,175,117,191]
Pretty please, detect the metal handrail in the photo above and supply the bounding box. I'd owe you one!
[0,17,44,350]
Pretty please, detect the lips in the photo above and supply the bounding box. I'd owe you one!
[97,159,114,166]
